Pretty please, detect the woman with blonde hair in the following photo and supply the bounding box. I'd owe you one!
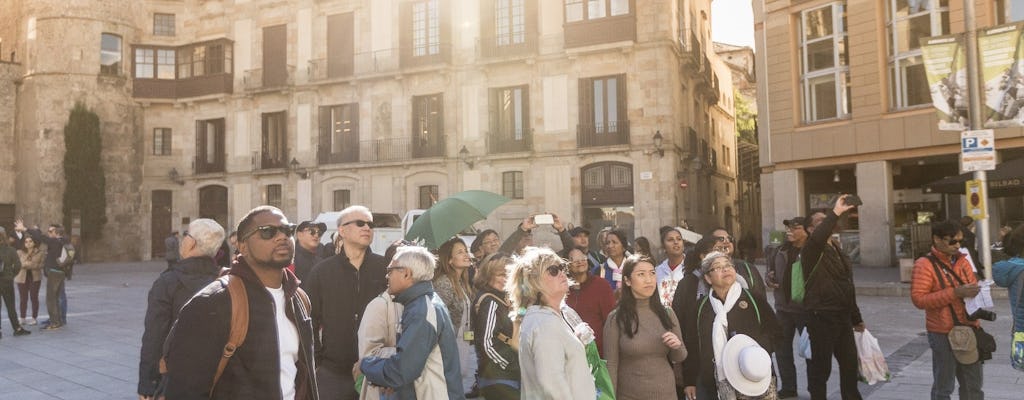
[433,237,478,396]
[471,252,520,399]
[510,246,597,399]
[15,234,45,326]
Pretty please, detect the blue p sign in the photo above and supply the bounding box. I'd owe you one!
[962,137,978,149]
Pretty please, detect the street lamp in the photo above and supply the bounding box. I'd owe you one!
[289,157,308,179]
[652,130,664,158]
[168,168,184,185]
[459,145,474,169]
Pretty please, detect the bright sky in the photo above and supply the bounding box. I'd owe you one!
[711,0,755,48]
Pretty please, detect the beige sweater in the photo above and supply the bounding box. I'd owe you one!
[15,248,45,284]
[604,299,687,400]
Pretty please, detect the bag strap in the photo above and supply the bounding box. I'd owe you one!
[926,255,967,326]
[211,275,249,395]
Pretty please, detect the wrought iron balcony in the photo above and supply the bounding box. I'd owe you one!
[577,121,630,148]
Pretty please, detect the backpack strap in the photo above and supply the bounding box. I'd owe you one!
[211,275,249,395]
[474,292,513,345]
[295,287,312,316]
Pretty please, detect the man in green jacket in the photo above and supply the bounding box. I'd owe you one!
[0,227,31,338]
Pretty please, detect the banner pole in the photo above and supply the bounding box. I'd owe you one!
[964,0,992,281]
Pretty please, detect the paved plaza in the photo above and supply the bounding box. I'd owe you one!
[0,261,1022,399]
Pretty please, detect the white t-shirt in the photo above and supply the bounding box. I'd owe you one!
[268,286,299,400]
[656,258,685,307]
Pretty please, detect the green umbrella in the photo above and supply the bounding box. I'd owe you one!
[405,190,510,249]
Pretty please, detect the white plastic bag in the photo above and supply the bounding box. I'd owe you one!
[855,329,891,385]
[797,328,812,359]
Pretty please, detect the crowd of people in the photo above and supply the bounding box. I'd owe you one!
[122,193,1022,399]
[0,219,79,338]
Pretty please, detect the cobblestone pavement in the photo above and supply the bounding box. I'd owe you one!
[0,261,1021,399]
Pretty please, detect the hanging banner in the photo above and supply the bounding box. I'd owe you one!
[980,22,1024,128]
[921,34,969,131]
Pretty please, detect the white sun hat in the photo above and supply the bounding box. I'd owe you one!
[722,334,772,396]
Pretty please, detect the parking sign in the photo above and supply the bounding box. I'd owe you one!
[960,129,996,172]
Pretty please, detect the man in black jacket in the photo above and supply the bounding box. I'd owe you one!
[163,206,319,400]
[137,218,224,399]
[303,205,386,400]
[292,220,326,283]
[0,227,31,338]
[801,195,865,400]
[765,216,808,399]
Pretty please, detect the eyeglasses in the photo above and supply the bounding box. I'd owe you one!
[706,263,736,274]
[713,235,735,243]
[545,263,569,277]
[304,228,323,237]
[342,220,375,229]
[242,224,297,241]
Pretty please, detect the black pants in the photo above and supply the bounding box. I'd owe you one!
[806,310,861,400]
[0,280,23,333]
[775,310,807,396]
[316,364,357,400]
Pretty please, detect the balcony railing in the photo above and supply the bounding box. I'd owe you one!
[479,33,538,59]
[194,156,225,174]
[577,121,630,148]
[243,65,295,90]
[488,130,533,154]
[261,155,288,170]
[319,135,447,164]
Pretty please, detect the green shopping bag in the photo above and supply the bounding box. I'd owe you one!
[790,259,806,303]
[585,340,616,400]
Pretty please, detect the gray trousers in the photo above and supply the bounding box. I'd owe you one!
[45,270,65,325]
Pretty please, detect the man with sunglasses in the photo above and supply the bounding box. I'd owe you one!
[293,221,327,282]
[800,196,865,400]
[303,205,387,400]
[911,220,984,400]
[162,206,319,399]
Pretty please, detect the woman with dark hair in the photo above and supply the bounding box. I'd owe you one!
[598,230,632,290]
[433,237,478,396]
[994,224,1024,371]
[471,229,501,260]
[604,254,686,399]
[634,236,653,259]
[566,247,615,356]
[656,227,687,307]
[15,234,45,326]
[471,252,520,399]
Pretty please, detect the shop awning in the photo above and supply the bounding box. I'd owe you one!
[922,157,1024,197]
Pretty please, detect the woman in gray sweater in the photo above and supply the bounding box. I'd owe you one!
[510,247,597,400]
[604,254,687,399]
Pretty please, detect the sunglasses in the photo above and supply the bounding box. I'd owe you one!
[714,235,735,243]
[304,228,324,237]
[947,238,963,246]
[706,263,736,274]
[342,220,375,229]
[243,224,297,241]
[545,263,569,277]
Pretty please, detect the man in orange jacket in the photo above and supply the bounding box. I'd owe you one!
[910,219,984,400]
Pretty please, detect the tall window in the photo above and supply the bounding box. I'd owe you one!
[412,94,445,158]
[266,185,282,208]
[333,189,351,211]
[578,74,628,146]
[412,0,441,57]
[502,171,524,199]
[196,118,225,173]
[177,43,231,79]
[496,0,526,46]
[887,0,949,109]
[419,185,439,209]
[153,13,175,36]
[153,128,171,155]
[996,0,1024,23]
[800,3,850,122]
[319,104,359,164]
[101,33,122,75]
[261,112,288,169]
[565,0,630,22]
[490,85,530,152]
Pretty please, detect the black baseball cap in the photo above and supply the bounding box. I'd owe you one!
[297,221,327,234]
[783,216,807,228]
[569,226,591,237]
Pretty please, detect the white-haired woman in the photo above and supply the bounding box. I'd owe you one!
[689,252,780,400]
[510,246,597,399]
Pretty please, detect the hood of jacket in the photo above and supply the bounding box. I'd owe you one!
[173,256,220,290]
[229,254,302,299]
[395,280,435,305]
[993,257,1024,287]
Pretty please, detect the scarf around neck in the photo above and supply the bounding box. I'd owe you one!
[709,281,742,383]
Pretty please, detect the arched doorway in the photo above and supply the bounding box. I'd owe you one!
[151,190,172,258]
[581,162,635,251]
[199,185,229,230]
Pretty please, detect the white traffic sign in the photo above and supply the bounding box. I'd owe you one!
[960,129,996,172]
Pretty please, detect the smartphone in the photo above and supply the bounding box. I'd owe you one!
[534,214,554,225]
[845,194,863,206]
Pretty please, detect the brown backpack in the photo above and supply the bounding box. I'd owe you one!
[158,275,311,397]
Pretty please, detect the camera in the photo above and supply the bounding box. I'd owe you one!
[844,194,863,206]
[968,308,997,322]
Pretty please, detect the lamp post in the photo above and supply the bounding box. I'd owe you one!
[964,0,993,281]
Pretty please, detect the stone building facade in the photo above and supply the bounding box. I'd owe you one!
[1,0,740,260]
[755,0,1024,267]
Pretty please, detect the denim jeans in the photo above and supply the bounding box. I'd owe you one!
[806,310,862,400]
[775,310,806,396]
[927,331,984,400]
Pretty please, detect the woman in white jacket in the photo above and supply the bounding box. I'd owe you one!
[509,246,597,400]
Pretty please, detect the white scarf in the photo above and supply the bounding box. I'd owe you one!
[709,281,742,383]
